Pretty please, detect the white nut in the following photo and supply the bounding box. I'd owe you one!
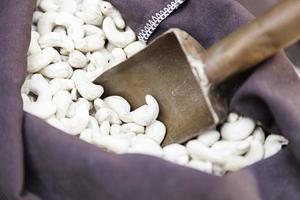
[72,70,104,101]
[79,129,93,143]
[27,47,60,73]
[128,135,163,157]
[109,48,126,67]
[59,0,78,14]
[125,95,159,126]
[76,0,103,26]
[197,130,220,146]
[93,135,130,154]
[83,25,105,37]
[46,116,66,132]
[221,116,255,141]
[60,98,90,135]
[52,90,72,119]
[94,98,108,111]
[124,41,146,57]
[252,127,266,144]
[95,107,121,125]
[68,50,88,68]
[55,12,84,39]
[41,62,73,79]
[264,134,288,159]
[121,123,144,134]
[50,78,75,94]
[100,1,125,29]
[39,32,74,52]
[37,11,57,35]
[245,139,265,163]
[222,155,250,171]
[28,31,41,55]
[103,17,136,48]
[39,0,60,12]
[227,112,239,122]
[103,96,131,119]
[74,35,105,52]
[145,120,166,144]
[186,140,226,165]
[186,160,213,174]
[110,124,121,135]
[162,144,189,165]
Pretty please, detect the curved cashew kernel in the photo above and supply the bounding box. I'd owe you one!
[197,130,220,146]
[222,156,250,171]
[109,48,127,67]
[22,74,56,119]
[76,0,103,26]
[211,136,252,156]
[28,31,41,55]
[103,17,136,48]
[39,32,74,52]
[187,160,213,174]
[93,135,130,154]
[32,11,44,24]
[87,51,109,70]
[72,70,104,101]
[186,140,226,165]
[264,134,288,159]
[75,35,105,52]
[121,123,144,134]
[245,139,265,163]
[124,41,146,58]
[221,116,255,141]
[53,90,72,119]
[252,127,266,144]
[46,116,66,132]
[95,107,121,125]
[114,132,136,142]
[227,112,239,123]
[128,135,163,157]
[94,98,108,111]
[110,124,121,135]
[83,25,105,37]
[103,96,131,118]
[55,12,84,39]
[126,95,159,126]
[106,42,117,52]
[100,2,125,29]
[59,0,78,14]
[41,62,73,79]
[145,120,166,144]
[79,129,93,143]
[37,11,58,35]
[162,144,189,165]
[68,50,88,68]
[50,78,75,94]
[61,98,90,135]
[27,47,60,73]
[39,0,60,12]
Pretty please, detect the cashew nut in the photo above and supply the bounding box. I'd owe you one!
[28,31,41,55]
[103,96,131,119]
[100,1,125,29]
[39,32,74,52]
[41,62,73,79]
[37,11,58,35]
[109,48,126,67]
[264,134,288,158]
[197,130,220,146]
[52,90,72,119]
[187,160,213,174]
[74,34,105,52]
[124,41,146,58]
[55,12,84,39]
[163,144,189,165]
[68,50,88,68]
[145,120,166,144]
[50,78,75,94]
[128,135,163,157]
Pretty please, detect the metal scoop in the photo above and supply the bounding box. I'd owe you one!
[94,0,300,145]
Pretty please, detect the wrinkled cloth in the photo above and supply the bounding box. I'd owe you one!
[1,0,300,200]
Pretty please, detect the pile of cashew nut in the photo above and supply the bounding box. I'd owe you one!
[21,0,288,175]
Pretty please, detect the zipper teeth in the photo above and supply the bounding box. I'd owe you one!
[138,0,186,43]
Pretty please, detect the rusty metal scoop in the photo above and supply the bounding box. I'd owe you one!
[94,0,300,145]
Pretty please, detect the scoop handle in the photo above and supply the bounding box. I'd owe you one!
[203,0,300,85]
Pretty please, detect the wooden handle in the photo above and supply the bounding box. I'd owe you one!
[203,0,300,84]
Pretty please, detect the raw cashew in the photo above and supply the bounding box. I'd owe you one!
[125,95,159,126]
[99,120,110,136]
[41,62,73,79]
[264,134,288,158]
[68,50,88,69]
[61,98,90,135]
[110,124,121,135]
[39,0,60,12]
[72,70,104,101]
[76,0,103,26]
[211,137,252,156]
[95,107,121,125]
[197,130,220,146]
[103,96,131,119]
[252,127,266,144]
[145,120,166,144]
[46,116,66,132]
[55,12,84,39]
[27,47,60,73]
[28,31,41,55]
[109,48,126,67]
[59,0,78,14]
[187,160,213,174]
[83,25,105,37]
[128,135,163,157]
[121,123,144,134]
[74,35,105,52]
[80,129,93,143]
[221,116,255,141]
[103,17,136,48]
[22,74,56,119]
[245,139,265,163]
[186,140,226,165]
[163,144,189,165]
[37,11,57,35]
[52,90,72,119]
[124,41,146,58]
[39,32,74,52]
[50,78,75,94]
[100,1,125,29]
[94,135,130,154]
[94,98,108,111]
